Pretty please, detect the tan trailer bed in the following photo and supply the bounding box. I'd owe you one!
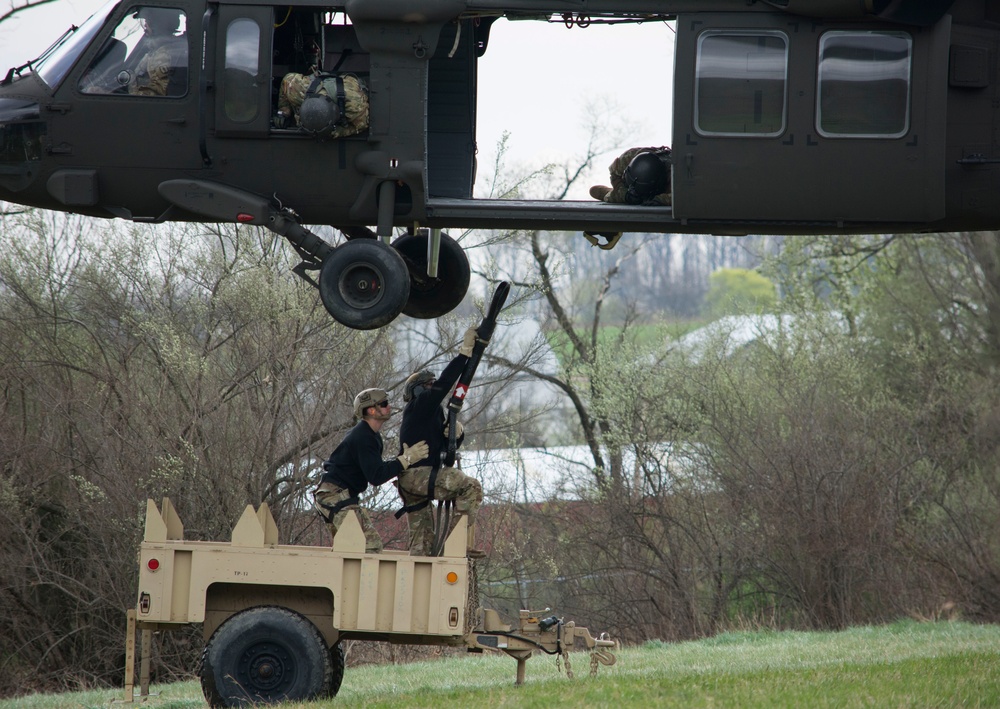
[124,498,616,706]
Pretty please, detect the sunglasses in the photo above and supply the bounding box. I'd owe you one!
[376,399,390,408]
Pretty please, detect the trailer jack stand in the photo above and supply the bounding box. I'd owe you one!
[508,649,532,685]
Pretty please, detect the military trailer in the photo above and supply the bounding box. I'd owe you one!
[123,498,617,706]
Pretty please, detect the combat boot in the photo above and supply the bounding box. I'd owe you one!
[590,184,612,201]
[466,522,486,559]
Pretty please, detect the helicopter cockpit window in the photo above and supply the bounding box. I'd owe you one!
[79,6,189,97]
[33,0,119,89]
[222,19,261,123]
[695,31,788,137]
[816,31,911,138]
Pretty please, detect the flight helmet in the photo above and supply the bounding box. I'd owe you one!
[137,7,182,36]
[623,152,668,205]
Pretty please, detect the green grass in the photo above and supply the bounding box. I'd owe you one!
[4,620,999,708]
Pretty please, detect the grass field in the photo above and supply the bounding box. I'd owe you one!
[4,620,999,708]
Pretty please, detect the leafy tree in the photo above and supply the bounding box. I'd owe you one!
[702,267,777,318]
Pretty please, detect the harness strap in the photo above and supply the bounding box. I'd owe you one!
[330,48,352,73]
[305,74,324,99]
[394,464,441,519]
[333,75,346,125]
[304,74,347,127]
[315,494,360,523]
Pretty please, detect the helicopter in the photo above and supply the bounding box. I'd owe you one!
[0,0,991,329]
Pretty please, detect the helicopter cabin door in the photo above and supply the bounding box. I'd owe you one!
[671,13,950,228]
[426,19,477,199]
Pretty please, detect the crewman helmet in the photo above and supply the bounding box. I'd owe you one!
[403,370,435,402]
[623,152,668,205]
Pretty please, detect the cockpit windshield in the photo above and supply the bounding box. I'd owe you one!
[32,0,121,89]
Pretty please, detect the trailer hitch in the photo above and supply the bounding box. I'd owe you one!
[468,608,617,685]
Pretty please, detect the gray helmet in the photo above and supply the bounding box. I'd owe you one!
[300,92,343,138]
[403,370,435,402]
[623,152,668,205]
[353,387,388,418]
[137,7,182,35]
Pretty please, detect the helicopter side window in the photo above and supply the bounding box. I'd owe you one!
[694,31,788,137]
[223,19,262,123]
[79,6,188,97]
[816,31,911,138]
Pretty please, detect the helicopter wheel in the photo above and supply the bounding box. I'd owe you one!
[318,239,410,329]
[391,231,471,319]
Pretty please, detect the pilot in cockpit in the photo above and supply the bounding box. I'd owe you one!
[79,6,187,97]
[128,7,187,96]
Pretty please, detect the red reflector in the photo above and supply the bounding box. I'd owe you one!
[236,213,255,223]
[147,558,160,571]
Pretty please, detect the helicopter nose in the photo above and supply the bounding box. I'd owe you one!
[0,97,39,123]
[0,99,45,203]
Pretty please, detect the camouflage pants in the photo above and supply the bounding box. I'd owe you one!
[313,482,383,554]
[396,465,483,556]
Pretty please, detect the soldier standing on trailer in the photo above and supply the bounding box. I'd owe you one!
[397,328,484,557]
[314,388,428,553]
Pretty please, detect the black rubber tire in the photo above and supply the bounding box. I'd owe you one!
[327,642,346,697]
[318,239,410,329]
[391,231,471,319]
[199,606,333,708]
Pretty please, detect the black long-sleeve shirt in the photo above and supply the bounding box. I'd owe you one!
[321,420,402,496]
[399,353,468,468]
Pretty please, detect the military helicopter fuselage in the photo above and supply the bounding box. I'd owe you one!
[0,0,993,328]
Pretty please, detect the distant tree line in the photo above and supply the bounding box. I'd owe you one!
[485,231,778,323]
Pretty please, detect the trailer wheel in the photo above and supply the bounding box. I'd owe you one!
[328,642,346,697]
[318,239,410,329]
[392,231,470,319]
[200,606,333,708]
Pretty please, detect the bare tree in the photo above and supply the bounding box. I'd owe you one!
[0,212,397,695]
[0,0,59,27]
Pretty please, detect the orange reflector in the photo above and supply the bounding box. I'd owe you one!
[446,571,459,584]
[147,558,160,571]
[236,213,255,223]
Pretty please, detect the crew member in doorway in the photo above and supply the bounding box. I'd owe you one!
[590,146,672,206]
[274,71,370,138]
[397,328,484,558]
[313,388,428,553]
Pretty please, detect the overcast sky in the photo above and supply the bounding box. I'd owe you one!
[0,1,675,199]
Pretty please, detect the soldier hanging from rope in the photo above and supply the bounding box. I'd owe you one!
[396,327,485,558]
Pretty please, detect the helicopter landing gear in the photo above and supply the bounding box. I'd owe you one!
[318,239,410,330]
[268,211,466,328]
[392,229,471,319]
